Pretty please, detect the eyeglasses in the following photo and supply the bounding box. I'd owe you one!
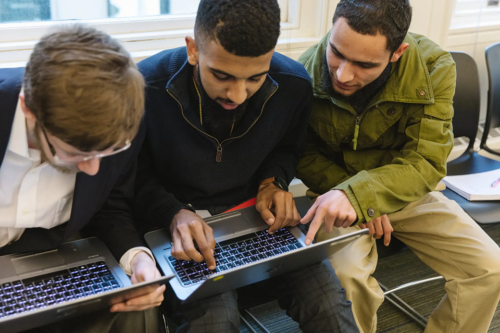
[40,126,131,166]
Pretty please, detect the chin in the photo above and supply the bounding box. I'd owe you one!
[333,86,356,97]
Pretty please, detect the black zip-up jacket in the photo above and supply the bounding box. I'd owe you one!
[134,47,313,227]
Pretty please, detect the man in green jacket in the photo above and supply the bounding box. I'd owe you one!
[297,0,500,332]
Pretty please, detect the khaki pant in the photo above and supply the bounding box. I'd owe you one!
[317,192,500,333]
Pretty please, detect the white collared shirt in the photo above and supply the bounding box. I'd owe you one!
[0,100,153,275]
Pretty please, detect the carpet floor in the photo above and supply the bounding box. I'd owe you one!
[239,223,500,333]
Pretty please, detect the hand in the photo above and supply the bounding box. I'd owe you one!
[110,252,165,312]
[256,184,301,234]
[170,209,216,270]
[300,190,357,245]
[360,215,393,246]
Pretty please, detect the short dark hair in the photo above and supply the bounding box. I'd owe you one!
[194,0,281,57]
[332,0,412,53]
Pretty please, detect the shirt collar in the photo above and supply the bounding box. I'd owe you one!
[7,97,30,159]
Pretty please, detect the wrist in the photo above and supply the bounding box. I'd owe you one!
[259,177,288,192]
[130,251,153,271]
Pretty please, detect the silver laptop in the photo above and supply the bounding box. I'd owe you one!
[0,237,174,333]
[145,206,368,303]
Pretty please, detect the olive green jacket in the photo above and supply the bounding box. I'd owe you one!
[297,32,456,224]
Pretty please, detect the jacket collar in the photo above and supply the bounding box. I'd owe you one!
[302,31,434,111]
[165,53,279,138]
[0,69,24,167]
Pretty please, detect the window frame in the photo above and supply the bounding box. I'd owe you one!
[1,0,337,67]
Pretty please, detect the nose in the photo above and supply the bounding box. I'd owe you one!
[77,158,100,176]
[336,60,354,83]
[226,81,248,105]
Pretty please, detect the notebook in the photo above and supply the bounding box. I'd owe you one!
[442,168,500,201]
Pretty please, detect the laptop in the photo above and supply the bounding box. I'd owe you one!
[145,206,368,303]
[0,237,174,333]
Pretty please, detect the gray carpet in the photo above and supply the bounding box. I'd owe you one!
[239,223,500,333]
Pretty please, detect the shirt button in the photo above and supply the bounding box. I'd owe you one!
[22,209,29,215]
[367,208,375,217]
[387,108,396,116]
[419,90,426,96]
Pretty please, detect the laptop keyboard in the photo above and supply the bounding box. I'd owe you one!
[167,228,302,287]
[0,261,120,319]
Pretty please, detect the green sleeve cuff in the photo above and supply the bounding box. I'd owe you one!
[334,170,380,224]
[334,183,365,225]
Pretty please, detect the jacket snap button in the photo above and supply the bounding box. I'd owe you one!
[419,90,426,96]
[367,208,375,217]
[387,108,396,116]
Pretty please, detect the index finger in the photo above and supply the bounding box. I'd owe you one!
[304,208,325,245]
[192,225,216,270]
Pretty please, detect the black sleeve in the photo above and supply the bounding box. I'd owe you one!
[133,138,192,231]
[82,122,148,261]
[256,82,313,185]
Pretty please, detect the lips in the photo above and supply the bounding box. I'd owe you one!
[334,79,355,90]
[219,101,239,110]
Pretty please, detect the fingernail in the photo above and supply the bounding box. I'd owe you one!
[209,266,215,270]
[268,218,274,225]
[211,249,214,254]
[305,239,311,246]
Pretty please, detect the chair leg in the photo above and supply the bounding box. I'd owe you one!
[241,309,271,333]
[379,279,444,329]
[240,314,259,333]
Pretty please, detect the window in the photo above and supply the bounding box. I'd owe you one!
[451,0,500,30]
[0,0,332,66]
[0,0,201,24]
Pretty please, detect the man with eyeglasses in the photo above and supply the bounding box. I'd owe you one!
[0,25,163,333]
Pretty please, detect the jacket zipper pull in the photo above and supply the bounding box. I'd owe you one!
[352,116,361,151]
[216,144,222,162]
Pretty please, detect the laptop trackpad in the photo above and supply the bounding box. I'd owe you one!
[11,250,66,275]
[207,213,254,239]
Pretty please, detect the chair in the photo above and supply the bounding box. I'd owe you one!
[480,42,500,156]
[443,51,500,224]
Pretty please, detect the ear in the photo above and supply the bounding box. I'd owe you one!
[19,93,36,122]
[390,43,409,63]
[185,36,199,66]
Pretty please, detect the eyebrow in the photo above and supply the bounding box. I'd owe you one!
[329,42,382,67]
[209,67,269,79]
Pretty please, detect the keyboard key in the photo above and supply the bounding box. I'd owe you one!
[234,260,243,267]
[226,263,236,269]
[188,273,203,280]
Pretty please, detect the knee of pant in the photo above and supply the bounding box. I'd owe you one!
[475,248,500,288]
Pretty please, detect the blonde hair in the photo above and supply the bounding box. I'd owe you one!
[23,24,145,151]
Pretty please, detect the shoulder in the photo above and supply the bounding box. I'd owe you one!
[269,52,312,86]
[409,33,455,81]
[0,67,24,89]
[137,47,187,85]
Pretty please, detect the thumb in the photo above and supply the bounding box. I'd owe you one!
[259,207,276,226]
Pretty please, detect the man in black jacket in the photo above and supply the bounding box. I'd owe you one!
[135,0,358,332]
[0,25,163,333]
